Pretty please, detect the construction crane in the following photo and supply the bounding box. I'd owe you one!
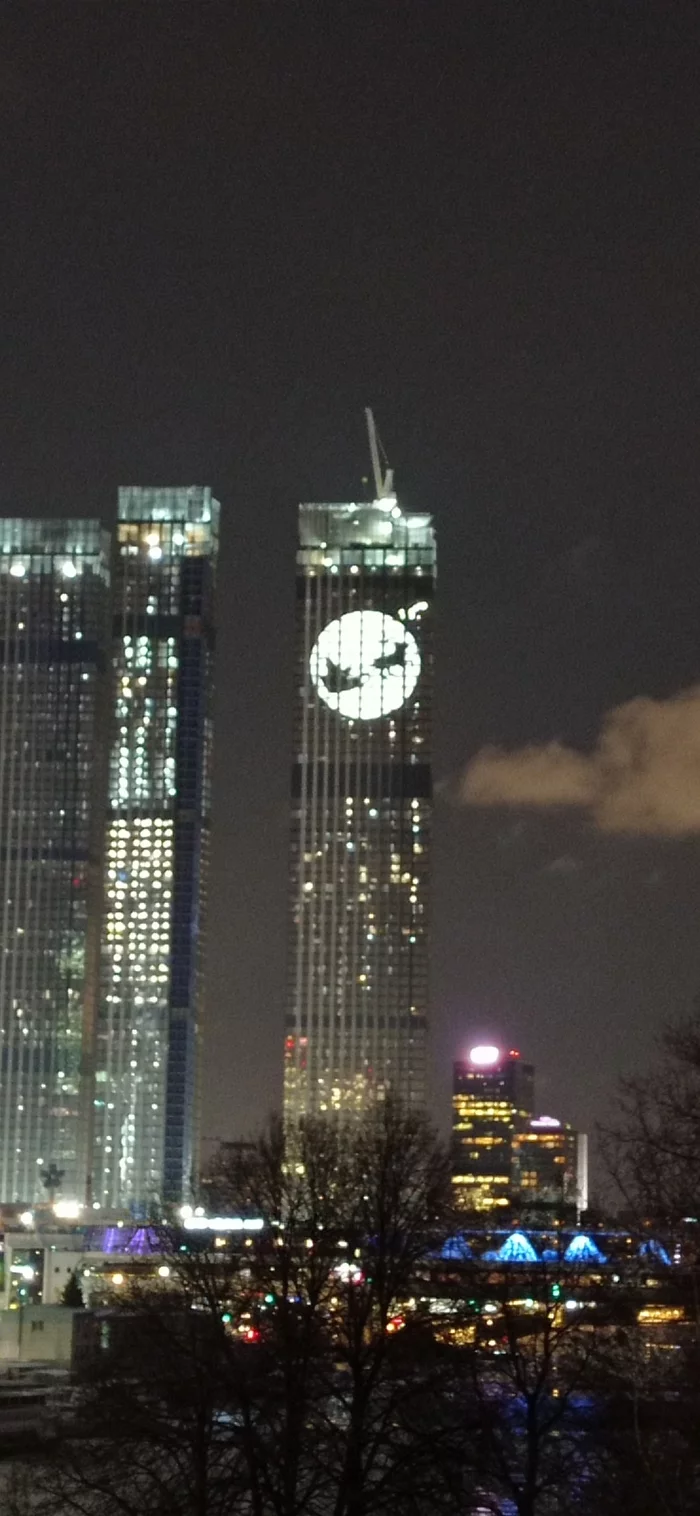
[365,408,395,500]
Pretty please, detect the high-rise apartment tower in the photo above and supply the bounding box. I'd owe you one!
[284,425,435,1123]
[0,521,110,1204]
[93,488,218,1211]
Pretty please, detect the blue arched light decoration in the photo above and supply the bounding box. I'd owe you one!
[497,1231,539,1264]
[639,1239,671,1267]
[127,1226,161,1256]
[564,1234,606,1265]
[440,1235,473,1261]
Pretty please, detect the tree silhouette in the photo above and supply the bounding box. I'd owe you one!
[41,1162,64,1204]
[61,1270,84,1309]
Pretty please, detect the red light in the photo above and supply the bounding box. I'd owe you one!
[244,1327,259,1343]
[509,1049,520,1058]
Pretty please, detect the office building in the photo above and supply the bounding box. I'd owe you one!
[513,1116,588,1214]
[0,521,110,1204]
[93,488,218,1211]
[284,433,435,1123]
[452,1045,534,1211]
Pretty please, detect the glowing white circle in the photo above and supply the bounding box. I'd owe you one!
[469,1044,501,1067]
[310,611,421,721]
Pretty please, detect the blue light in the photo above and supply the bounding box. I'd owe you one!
[440,1235,473,1261]
[497,1231,539,1264]
[564,1234,606,1264]
[639,1239,671,1267]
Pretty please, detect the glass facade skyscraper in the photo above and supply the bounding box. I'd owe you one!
[93,488,218,1212]
[0,521,110,1204]
[284,497,435,1125]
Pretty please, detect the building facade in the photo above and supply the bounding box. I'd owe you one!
[93,488,218,1211]
[0,521,110,1204]
[513,1117,588,1214]
[284,497,435,1124]
[452,1045,534,1212]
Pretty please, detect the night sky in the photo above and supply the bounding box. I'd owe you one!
[3,1,700,1186]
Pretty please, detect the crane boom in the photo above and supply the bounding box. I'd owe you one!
[365,408,394,499]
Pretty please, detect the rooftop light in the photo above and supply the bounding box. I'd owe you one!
[469,1044,501,1067]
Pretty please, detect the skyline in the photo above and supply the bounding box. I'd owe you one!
[3,2,700,1182]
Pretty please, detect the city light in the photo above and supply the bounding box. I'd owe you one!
[497,1232,538,1264]
[182,1216,265,1232]
[469,1045,501,1067]
[19,1211,34,1227]
[564,1234,606,1265]
[10,1264,35,1281]
[54,1199,83,1219]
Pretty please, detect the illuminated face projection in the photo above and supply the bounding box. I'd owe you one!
[310,610,421,721]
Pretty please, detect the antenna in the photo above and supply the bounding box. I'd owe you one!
[365,408,395,499]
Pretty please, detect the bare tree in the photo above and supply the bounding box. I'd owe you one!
[600,1011,700,1235]
[438,1245,626,1516]
[595,1006,700,1513]
[37,1100,462,1516]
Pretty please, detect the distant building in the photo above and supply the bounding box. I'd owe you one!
[513,1117,588,1214]
[452,1045,534,1212]
[284,424,435,1125]
[0,520,110,1205]
[93,488,218,1212]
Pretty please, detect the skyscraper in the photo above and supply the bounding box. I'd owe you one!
[452,1045,535,1212]
[0,520,110,1204]
[513,1117,588,1215]
[284,446,435,1124]
[94,488,218,1212]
